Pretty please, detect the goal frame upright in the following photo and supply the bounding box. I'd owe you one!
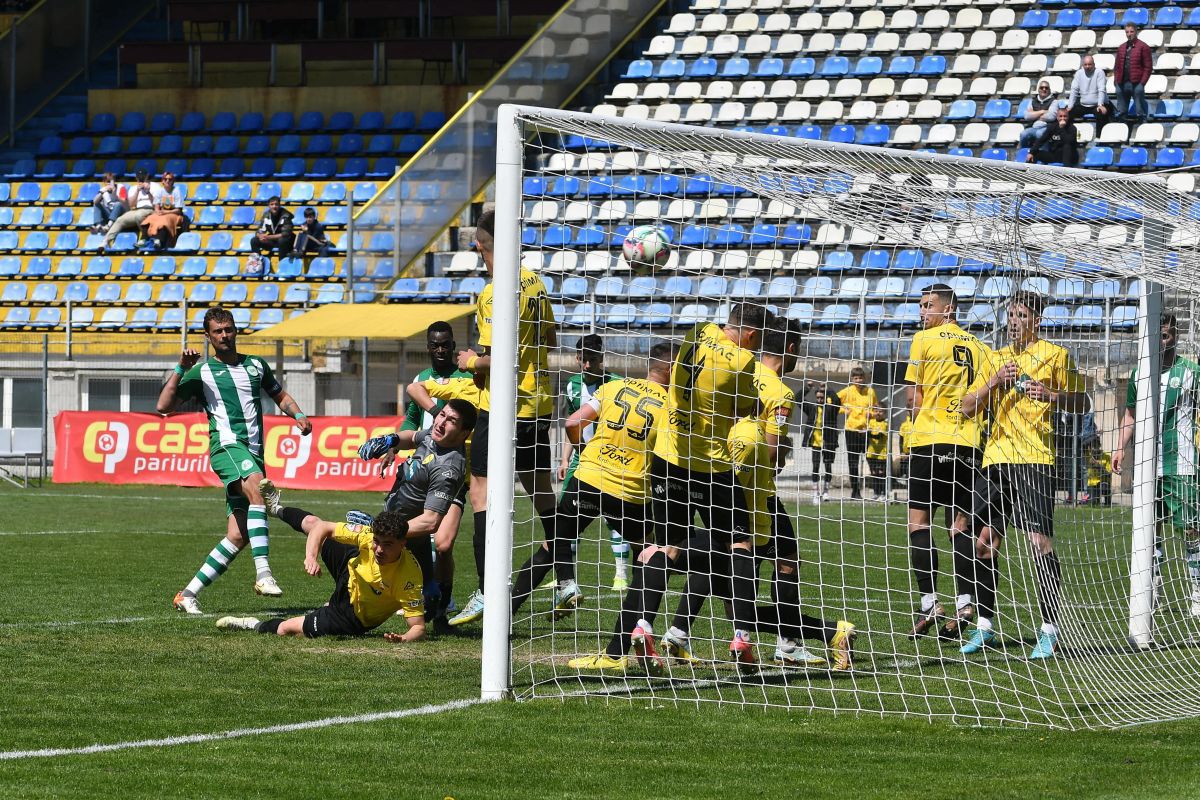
[480,103,1170,712]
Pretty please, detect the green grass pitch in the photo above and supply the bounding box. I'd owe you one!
[1,482,1199,799]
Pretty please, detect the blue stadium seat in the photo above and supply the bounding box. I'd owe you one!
[388,111,416,132]
[213,157,243,178]
[37,136,62,157]
[266,111,295,133]
[688,56,718,78]
[930,253,960,273]
[89,113,116,134]
[828,124,855,144]
[1153,100,1183,121]
[947,100,977,121]
[9,159,34,179]
[160,282,186,303]
[53,256,81,277]
[624,59,653,79]
[22,231,49,251]
[326,111,355,133]
[982,99,1011,121]
[0,283,25,302]
[657,57,686,78]
[52,231,79,251]
[722,57,751,78]
[61,281,88,303]
[1154,147,1185,168]
[61,112,86,135]
[755,57,784,77]
[171,232,201,252]
[1117,147,1148,169]
[179,111,206,133]
[417,111,446,132]
[1086,7,1116,28]
[819,56,850,77]
[1122,7,1149,27]
[338,157,368,178]
[853,56,883,77]
[82,256,111,276]
[236,112,263,134]
[243,157,274,179]
[66,159,95,178]
[1155,6,1183,27]
[205,232,234,252]
[127,308,159,330]
[28,283,56,303]
[23,256,50,277]
[916,55,946,76]
[117,111,146,134]
[28,307,62,328]
[1021,9,1050,28]
[887,56,916,76]
[1083,147,1114,168]
[1053,8,1083,28]
[148,256,176,277]
[148,112,176,134]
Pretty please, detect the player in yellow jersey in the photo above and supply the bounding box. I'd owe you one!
[902,283,993,640]
[215,509,426,642]
[618,303,768,671]
[511,344,673,657]
[960,291,1089,659]
[838,366,878,500]
[451,209,558,627]
[802,383,840,504]
[865,407,889,501]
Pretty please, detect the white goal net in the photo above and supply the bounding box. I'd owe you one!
[479,104,1200,729]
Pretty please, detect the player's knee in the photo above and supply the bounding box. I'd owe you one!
[776,560,799,578]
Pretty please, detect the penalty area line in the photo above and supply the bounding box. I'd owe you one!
[0,698,485,761]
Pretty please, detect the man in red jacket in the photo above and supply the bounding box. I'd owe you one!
[1113,23,1153,124]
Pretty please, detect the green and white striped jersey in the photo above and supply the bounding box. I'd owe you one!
[178,355,282,456]
[1127,356,1200,476]
[563,372,621,445]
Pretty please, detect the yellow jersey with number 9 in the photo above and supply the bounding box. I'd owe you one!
[575,378,668,504]
[904,322,991,449]
[728,417,774,545]
[654,322,758,472]
[475,268,556,418]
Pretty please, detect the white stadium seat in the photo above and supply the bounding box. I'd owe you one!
[762,12,791,32]
[1001,76,1031,96]
[610,151,638,171]
[1017,55,1047,75]
[998,29,1028,52]
[1052,53,1081,74]
[698,13,728,33]
[847,100,877,122]
[825,10,854,30]
[1098,123,1129,146]
[839,32,868,53]
[807,31,836,53]
[775,32,805,54]
[1100,30,1125,50]
[898,77,929,97]
[993,123,1023,146]
[913,98,943,120]
[934,31,965,52]
[743,34,773,55]
[967,77,998,97]
[678,35,708,56]
[1167,123,1199,146]
[1157,53,1185,74]
[606,83,638,101]
[641,83,671,101]
[880,99,911,121]
[901,32,932,52]
[921,8,949,28]
[652,103,682,123]
[684,103,714,123]
[832,78,863,100]
[865,77,896,98]
[891,125,923,146]
[1065,30,1095,52]
[1145,74,1167,96]
[950,54,981,75]
[1031,29,1062,52]
[563,201,591,224]
[1131,123,1164,146]
[985,8,1015,28]
[645,35,676,56]
[966,30,997,52]
[780,100,812,120]
[715,101,746,124]
[673,81,703,100]
[767,79,799,98]
[801,79,830,100]
[705,80,734,99]
[952,7,981,28]
[665,13,696,34]
[868,31,900,53]
[959,123,991,146]
[889,9,917,30]
[794,12,823,32]
[925,123,957,146]
[930,78,963,100]
[709,34,741,56]
[737,80,766,99]
[983,54,1015,75]
[1168,30,1198,51]
[813,100,845,121]
[730,12,760,32]
[1094,53,1114,72]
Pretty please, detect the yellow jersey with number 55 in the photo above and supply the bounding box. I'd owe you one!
[654,322,759,473]
[575,378,668,504]
[904,322,991,449]
[475,268,556,418]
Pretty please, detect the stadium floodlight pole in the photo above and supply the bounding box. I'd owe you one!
[480,103,522,701]
[1128,271,1165,648]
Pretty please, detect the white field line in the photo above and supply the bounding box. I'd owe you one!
[0,698,484,761]
[0,490,367,506]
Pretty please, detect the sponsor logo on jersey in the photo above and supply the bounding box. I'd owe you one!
[774,408,790,427]
[245,363,259,377]
[1171,376,1183,389]
[423,453,435,465]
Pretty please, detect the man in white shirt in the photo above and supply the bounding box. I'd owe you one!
[1067,54,1111,135]
[103,169,154,249]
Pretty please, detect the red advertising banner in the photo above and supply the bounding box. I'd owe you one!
[53,412,404,491]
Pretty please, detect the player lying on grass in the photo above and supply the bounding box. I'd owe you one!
[508,343,673,621]
[215,509,426,642]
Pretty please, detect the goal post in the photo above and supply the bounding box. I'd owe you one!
[481,103,1200,728]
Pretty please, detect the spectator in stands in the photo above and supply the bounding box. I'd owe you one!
[292,207,332,257]
[1067,55,1110,134]
[103,169,154,249]
[90,172,128,236]
[1027,107,1080,167]
[1113,23,1153,125]
[1018,81,1059,150]
[251,196,295,256]
[141,171,187,250]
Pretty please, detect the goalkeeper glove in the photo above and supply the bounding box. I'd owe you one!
[346,510,374,528]
[358,433,400,461]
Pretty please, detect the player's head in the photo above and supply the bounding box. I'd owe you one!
[1162,312,1178,362]
[577,333,605,380]
[814,384,826,402]
[1007,290,1045,345]
[648,341,677,383]
[726,302,772,349]
[370,510,409,564]
[474,209,495,274]
[431,398,476,448]
[873,406,886,421]
[919,283,958,329]
[762,317,803,374]
[849,365,867,385]
[202,306,238,353]
[426,320,455,370]
[267,195,281,213]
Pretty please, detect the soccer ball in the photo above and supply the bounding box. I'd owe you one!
[621,225,672,274]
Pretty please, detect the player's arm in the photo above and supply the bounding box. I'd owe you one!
[399,391,424,433]
[456,348,491,374]
[383,614,426,643]
[564,400,601,446]
[156,348,201,414]
[302,519,338,576]
[269,388,312,436]
[1024,355,1090,413]
[404,508,445,536]
[961,358,1017,419]
[1111,406,1137,475]
[407,463,463,535]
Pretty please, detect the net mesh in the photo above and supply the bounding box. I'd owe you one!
[500,107,1200,729]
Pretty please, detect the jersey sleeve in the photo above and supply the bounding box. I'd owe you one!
[332,522,371,546]
[1125,369,1137,410]
[423,456,465,516]
[1054,349,1086,394]
[903,334,922,384]
[966,347,999,397]
[176,364,204,403]
[257,359,283,397]
[396,556,425,619]
[475,289,493,349]
[761,384,795,437]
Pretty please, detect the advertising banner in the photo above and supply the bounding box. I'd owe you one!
[53,412,402,491]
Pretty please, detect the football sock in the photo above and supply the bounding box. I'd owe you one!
[551,535,576,584]
[610,531,631,581]
[909,528,937,597]
[976,552,1000,623]
[951,532,977,606]
[277,506,311,532]
[473,510,487,583]
[184,536,241,596]
[247,504,271,579]
[1033,550,1063,628]
[670,570,712,635]
[511,545,554,616]
[729,547,760,632]
[255,618,283,635]
[1185,538,1200,587]
[606,550,672,657]
[537,507,556,543]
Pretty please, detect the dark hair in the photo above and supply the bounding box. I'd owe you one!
[1010,290,1046,318]
[578,333,605,354]
[727,301,771,331]
[922,282,958,308]
[427,320,454,338]
[762,317,802,359]
[135,169,149,182]
[371,510,409,541]
[1162,313,1178,330]
[649,341,677,366]
[850,366,867,380]
[303,207,316,217]
[444,398,478,432]
[203,306,235,332]
[267,195,281,204]
[476,209,495,238]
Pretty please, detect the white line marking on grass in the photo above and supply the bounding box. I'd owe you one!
[0,490,374,506]
[0,698,484,761]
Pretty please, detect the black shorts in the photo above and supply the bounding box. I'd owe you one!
[972,463,1056,539]
[556,476,653,545]
[470,411,490,476]
[757,495,799,561]
[649,454,752,547]
[302,540,369,638]
[909,444,980,515]
[515,416,552,474]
